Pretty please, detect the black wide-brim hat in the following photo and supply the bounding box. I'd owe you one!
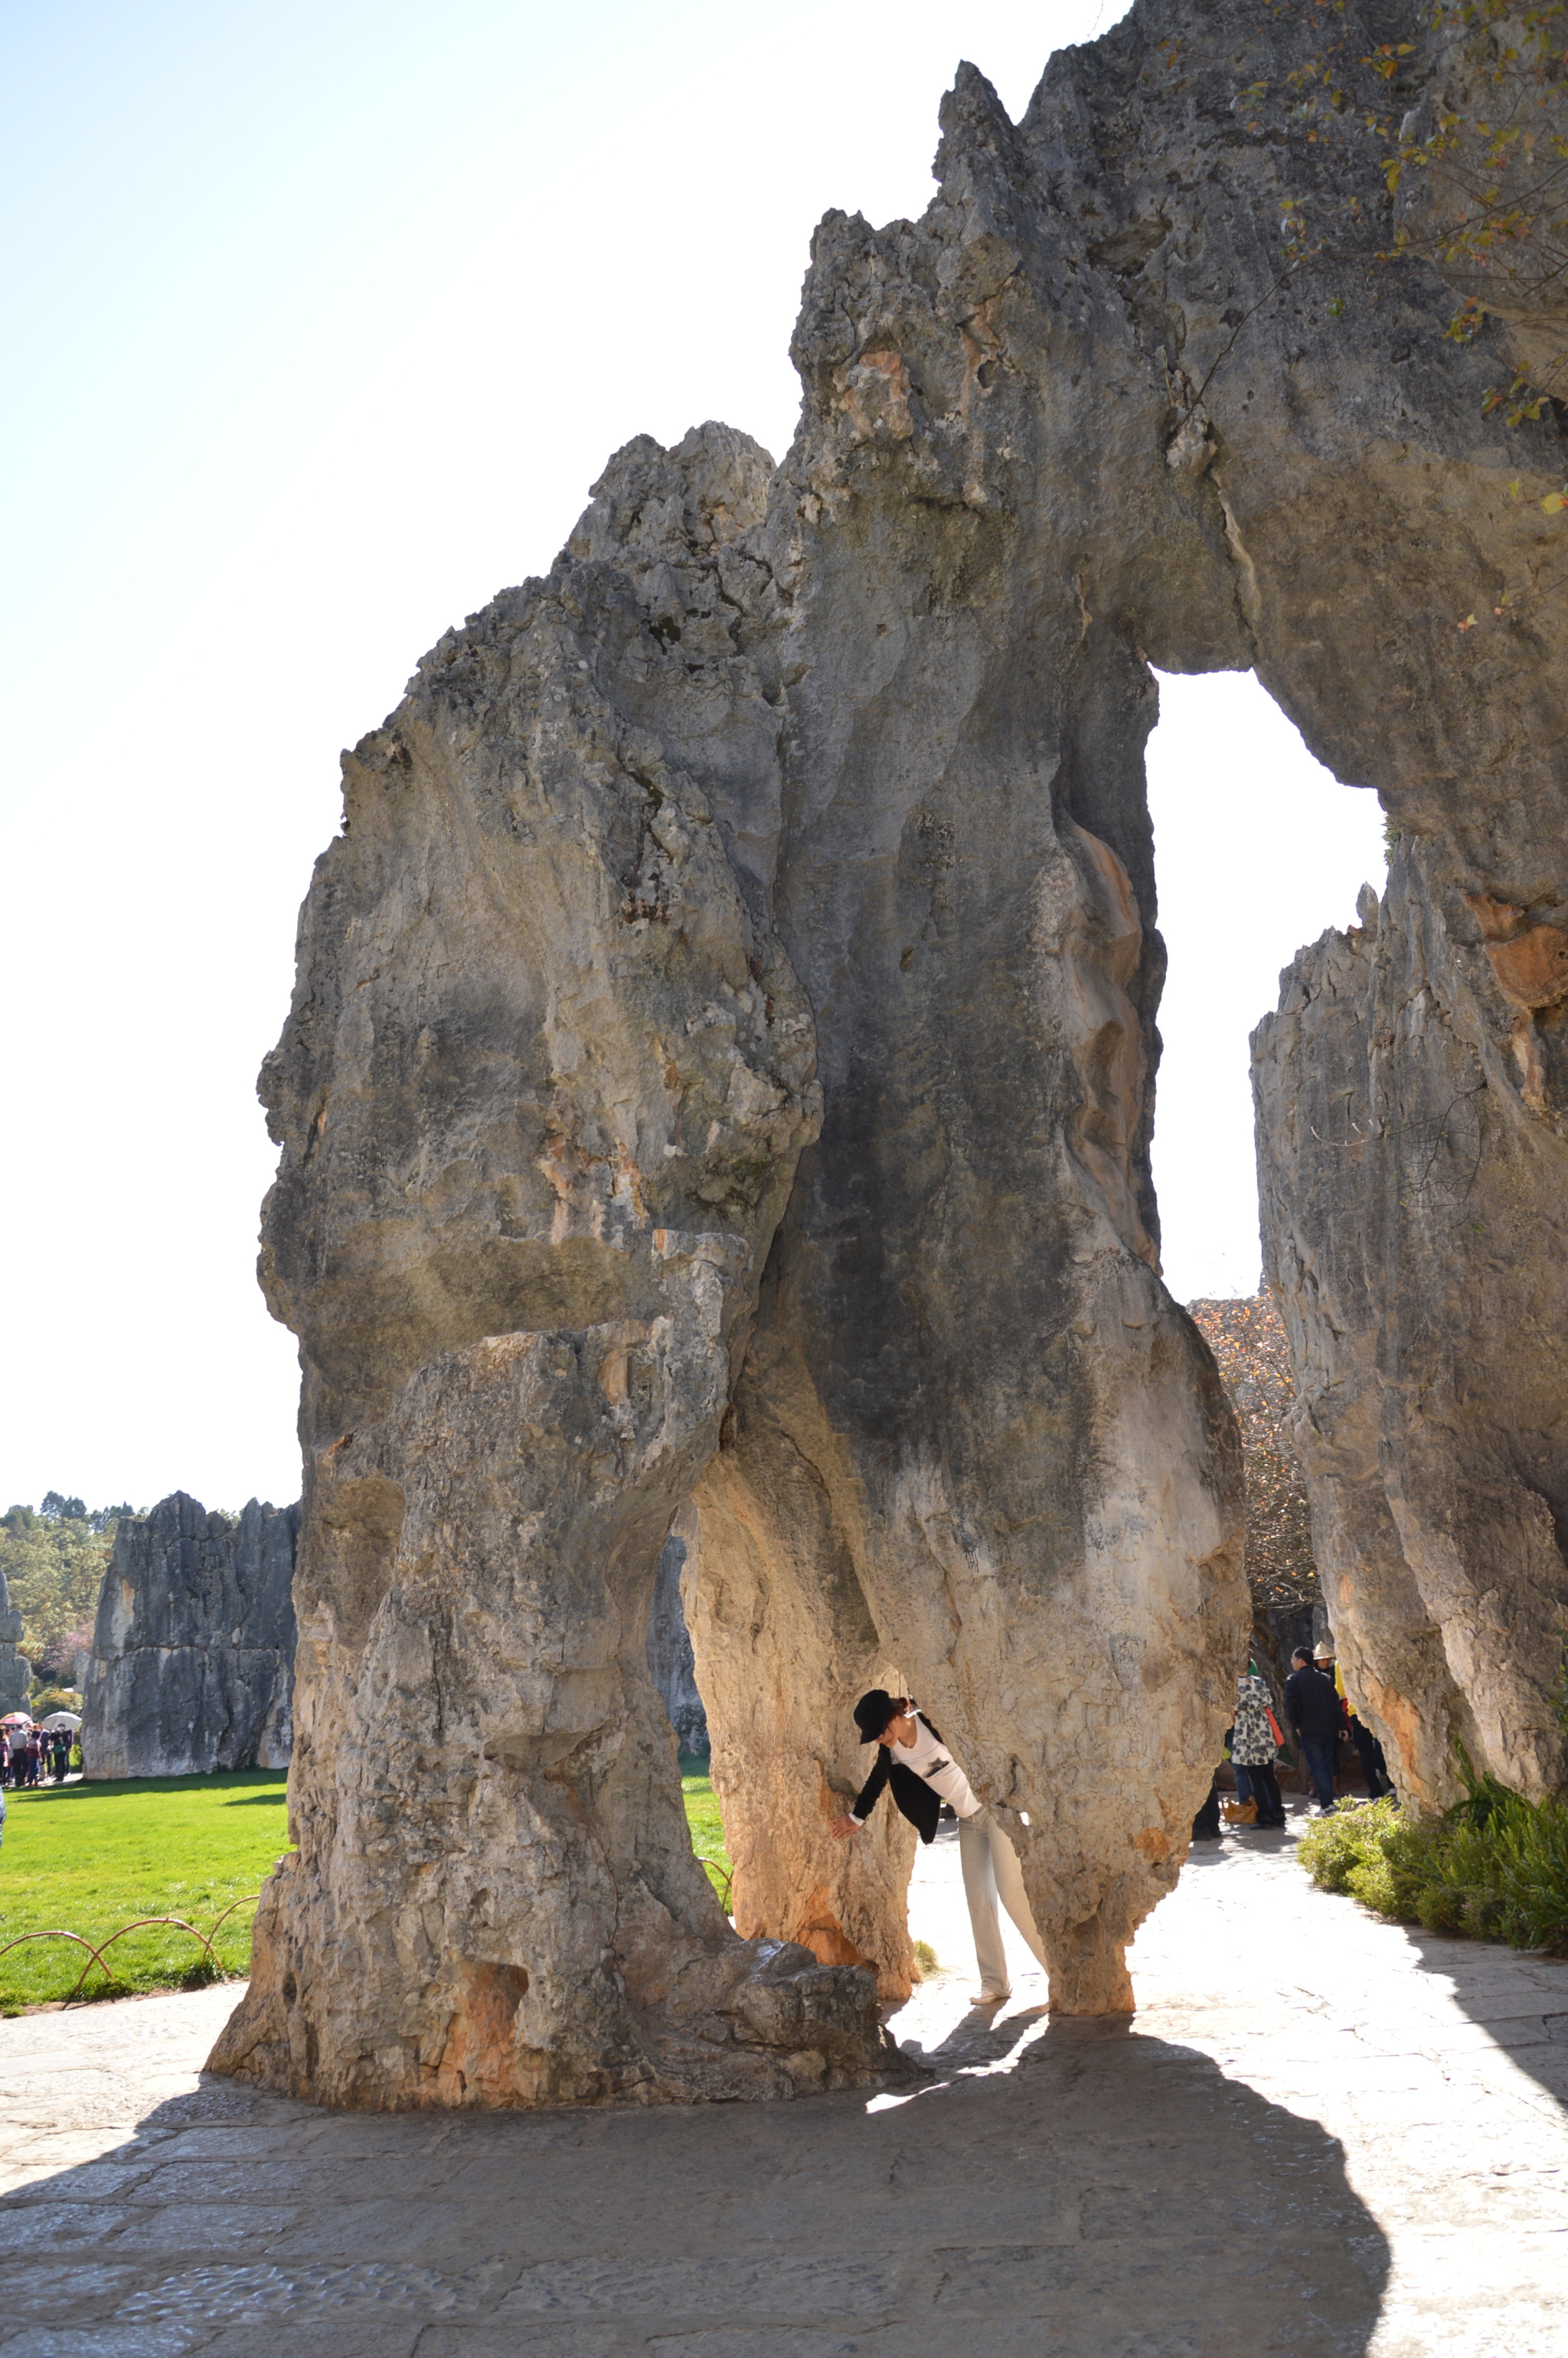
[854,1688,898,1743]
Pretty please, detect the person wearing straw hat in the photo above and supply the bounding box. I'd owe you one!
[829,1689,1048,2007]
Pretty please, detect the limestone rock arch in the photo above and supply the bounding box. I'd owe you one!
[214,0,1567,2107]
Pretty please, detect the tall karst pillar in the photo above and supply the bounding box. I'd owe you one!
[688,0,1568,1967]
[1255,841,1568,1809]
[684,69,1254,2017]
[209,429,899,2108]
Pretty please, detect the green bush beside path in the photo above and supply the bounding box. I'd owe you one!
[1299,1768,1568,1954]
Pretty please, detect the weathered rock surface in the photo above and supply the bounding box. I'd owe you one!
[1255,839,1568,1808]
[713,0,1566,1968]
[1187,1295,1325,1693]
[221,0,1568,2102]
[0,1574,29,1718]
[680,1481,923,2005]
[681,0,1563,1992]
[1025,0,1565,1814]
[211,426,902,2108]
[80,1494,298,1778]
[645,1536,707,1758]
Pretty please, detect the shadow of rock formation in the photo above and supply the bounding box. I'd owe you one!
[0,2027,1390,2356]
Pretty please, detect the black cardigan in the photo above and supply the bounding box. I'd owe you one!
[1285,1666,1344,1745]
[851,1716,950,1844]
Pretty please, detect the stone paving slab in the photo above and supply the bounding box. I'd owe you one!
[1,1804,1565,2353]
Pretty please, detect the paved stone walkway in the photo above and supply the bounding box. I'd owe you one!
[0,1802,1564,2356]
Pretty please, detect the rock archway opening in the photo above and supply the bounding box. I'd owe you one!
[1145,670,1388,1307]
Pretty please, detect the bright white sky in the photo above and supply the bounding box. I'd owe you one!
[0,0,1385,1515]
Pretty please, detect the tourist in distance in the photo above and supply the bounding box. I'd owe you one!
[1315,1640,1395,1801]
[830,1689,1048,2006]
[1224,1722,1255,1817]
[1285,1646,1344,1814]
[1230,1669,1287,1827]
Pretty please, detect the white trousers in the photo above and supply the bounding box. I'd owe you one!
[957,1804,1047,1995]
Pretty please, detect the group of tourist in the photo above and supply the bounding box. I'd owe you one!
[1204,1639,1395,1836]
[0,1725,74,1787]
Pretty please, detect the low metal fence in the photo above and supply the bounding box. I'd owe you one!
[695,1853,732,1909]
[0,1893,263,2002]
[2,1863,733,2007]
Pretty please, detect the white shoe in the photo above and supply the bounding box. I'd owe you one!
[972,1987,1011,2006]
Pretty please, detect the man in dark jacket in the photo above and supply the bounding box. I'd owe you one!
[1285,1648,1344,1814]
[829,1689,1047,2006]
[1316,1641,1395,1800]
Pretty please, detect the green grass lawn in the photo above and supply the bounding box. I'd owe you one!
[0,1771,291,2013]
[0,1759,734,2013]
[681,1753,732,1909]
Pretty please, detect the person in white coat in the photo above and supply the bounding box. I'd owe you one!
[830,1689,1048,2006]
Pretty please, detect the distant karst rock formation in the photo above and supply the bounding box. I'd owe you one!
[0,1572,30,1718]
[645,1536,708,1759]
[214,0,1565,2111]
[1187,1293,1325,1687]
[82,1494,299,1778]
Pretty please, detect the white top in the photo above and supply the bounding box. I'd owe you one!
[854,1708,982,1822]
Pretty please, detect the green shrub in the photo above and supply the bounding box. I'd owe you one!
[1297,1758,1568,1955]
[1298,1795,1400,1895]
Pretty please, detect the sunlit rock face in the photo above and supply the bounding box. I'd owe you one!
[1255,841,1568,1808]
[686,57,1262,2026]
[80,1494,297,1778]
[678,1469,923,2007]
[210,426,900,2107]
